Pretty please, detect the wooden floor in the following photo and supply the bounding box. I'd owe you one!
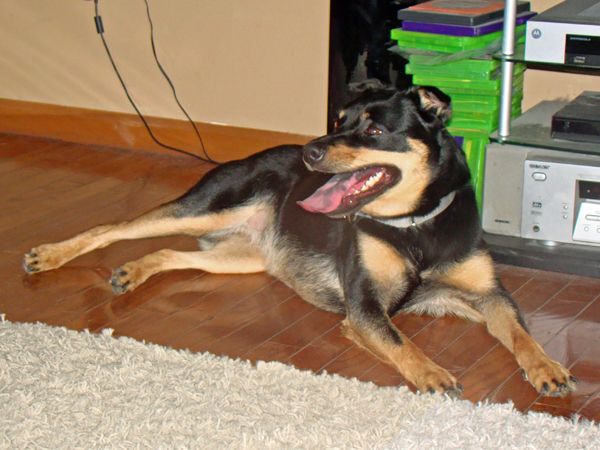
[2,133,599,422]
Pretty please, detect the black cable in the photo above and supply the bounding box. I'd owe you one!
[93,0,217,163]
[142,0,214,163]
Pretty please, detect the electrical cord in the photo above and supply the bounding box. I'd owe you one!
[93,0,217,163]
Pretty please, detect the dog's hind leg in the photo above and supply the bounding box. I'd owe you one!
[110,234,265,294]
[23,202,264,274]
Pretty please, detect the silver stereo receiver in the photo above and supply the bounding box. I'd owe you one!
[482,143,600,246]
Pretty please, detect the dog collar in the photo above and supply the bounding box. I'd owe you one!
[356,191,456,229]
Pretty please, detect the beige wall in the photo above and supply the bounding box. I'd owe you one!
[3,0,597,137]
[0,0,330,136]
[522,0,600,110]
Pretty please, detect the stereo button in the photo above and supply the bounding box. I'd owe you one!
[585,214,600,221]
[532,172,547,181]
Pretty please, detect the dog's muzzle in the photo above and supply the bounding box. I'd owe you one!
[302,144,326,170]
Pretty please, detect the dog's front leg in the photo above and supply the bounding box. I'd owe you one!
[340,232,463,396]
[476,291,577,397]
[341,313,462,396]
[437,250,577,397]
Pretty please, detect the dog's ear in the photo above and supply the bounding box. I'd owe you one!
[348,78,389,94]
[415,86,452,123]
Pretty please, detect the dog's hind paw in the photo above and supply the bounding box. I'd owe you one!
[23,251,41,273]
[23,244,68,273]
[110,262,151,295]
[110,267,135,295]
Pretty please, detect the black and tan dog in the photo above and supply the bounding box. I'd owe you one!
[23,84,576,397]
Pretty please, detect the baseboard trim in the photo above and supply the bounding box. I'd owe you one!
[0,98,315,162]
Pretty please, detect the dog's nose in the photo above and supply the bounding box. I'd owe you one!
[303,145,326,165]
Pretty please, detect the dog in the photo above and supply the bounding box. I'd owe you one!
[23,84,576,397]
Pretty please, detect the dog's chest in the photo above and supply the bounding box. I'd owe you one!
[357,231,412,307]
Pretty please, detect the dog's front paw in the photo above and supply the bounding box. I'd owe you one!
[412,362,464,398]
[23,244,68,273]
[521,357,577,397]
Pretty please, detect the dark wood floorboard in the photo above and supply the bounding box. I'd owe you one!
[2,133,599,422]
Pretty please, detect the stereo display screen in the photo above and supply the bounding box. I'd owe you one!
[579,180,600,200]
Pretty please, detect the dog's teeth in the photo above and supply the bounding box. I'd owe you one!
[351,171,384,196]
[362,171,383,191]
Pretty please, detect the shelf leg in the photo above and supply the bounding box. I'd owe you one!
[498,0,518,139]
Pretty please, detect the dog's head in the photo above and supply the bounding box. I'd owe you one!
[298,84,469,219]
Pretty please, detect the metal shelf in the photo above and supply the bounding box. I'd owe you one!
[490,100,600,155]
[498,0,600,138]
[493,47,600,73]
[485,3,600,276]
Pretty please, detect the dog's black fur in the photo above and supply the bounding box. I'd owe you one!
[24,85,576,397]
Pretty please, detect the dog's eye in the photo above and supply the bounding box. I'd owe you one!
[364,125,383,136]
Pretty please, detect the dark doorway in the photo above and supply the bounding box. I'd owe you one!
[327,0,418,131]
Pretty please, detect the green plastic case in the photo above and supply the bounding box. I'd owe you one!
[390,24,528,211]
[391,25,525,53]
[408,55,499,72]
[412,72,524,96]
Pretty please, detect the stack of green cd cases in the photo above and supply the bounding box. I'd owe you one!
[391,26,527,209]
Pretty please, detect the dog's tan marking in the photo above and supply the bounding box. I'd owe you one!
[436,251,496,295]
[24,203,269,273]
[319,139,430,217]
[341,319,460,394]
[320,145,359,169]
[358,232,409,308]
[363,138,431,217]
[478,297,575,397]
[361,112,370,121]
[111,235,266,293]
[338,110,346,119]
[417,87,451,121]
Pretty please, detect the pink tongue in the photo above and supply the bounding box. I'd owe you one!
[297,172,361,214]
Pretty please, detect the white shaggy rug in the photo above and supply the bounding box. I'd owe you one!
[1,316,598,449]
